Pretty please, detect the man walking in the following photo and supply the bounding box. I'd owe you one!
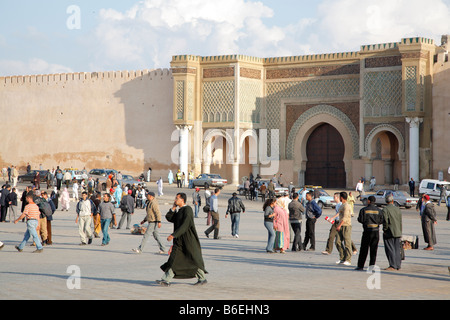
[158,193,207,286]
[118,190,135,230]
[75,191,95,245]
[192,188,201,218]
[14,193,44,253]
[382,193,403,271]
[421,194,437,250]
[205,188,221,239]
[225,192,245,238]
[98,193,116,246]
[355,196,384,270]
[132,191,166,254]
[11,166,18,188]
[302,191,322,251]
[41,191,55,245]
[335,192,353,266]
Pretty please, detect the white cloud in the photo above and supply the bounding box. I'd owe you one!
[312,0,450,52]
[0,58,73,77]
[90,0,284,70]
[89,0,450,72]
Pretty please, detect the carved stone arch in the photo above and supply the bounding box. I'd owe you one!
[239,129,258,164]
[286,105,359,160]
[365,124,406,160]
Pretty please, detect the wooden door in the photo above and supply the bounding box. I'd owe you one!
[305,123,346,188]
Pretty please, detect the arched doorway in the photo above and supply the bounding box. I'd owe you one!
[305,123,346,188]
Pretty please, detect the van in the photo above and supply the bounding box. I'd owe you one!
[419,179,450,200]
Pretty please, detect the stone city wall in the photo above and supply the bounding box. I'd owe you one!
[0,68,178,180]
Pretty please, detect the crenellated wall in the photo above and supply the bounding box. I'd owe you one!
[0,68,177,179]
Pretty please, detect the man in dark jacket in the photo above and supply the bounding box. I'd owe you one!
[302,191,322,251]
[382,193,403,271]
[355,196,384,270]
[225,192,245,238]
[288,192,304,251]
[159,193,207,287]
[421,194,437,250]
[0,185,11,222]
[118,190,135,230]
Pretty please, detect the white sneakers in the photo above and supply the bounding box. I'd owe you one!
[336,260,351,266]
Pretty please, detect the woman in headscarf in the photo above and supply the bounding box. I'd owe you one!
[60,187,70,211]
[168,170,174,185]
[114,184,122,209]
[157,177,164,196]
[273,198,290,253]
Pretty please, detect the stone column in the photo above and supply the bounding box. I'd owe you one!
[405,117,423,182]
[177,125,192,185]
[232,162,240,186]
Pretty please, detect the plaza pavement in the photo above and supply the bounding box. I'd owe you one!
[0,182,449,301]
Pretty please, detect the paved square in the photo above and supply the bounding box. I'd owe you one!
[1,183,449,300]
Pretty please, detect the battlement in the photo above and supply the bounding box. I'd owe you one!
[360,42,399,52]
[401,37,435,45]
[263,51,360,64]
[172,54,264,64]
[1,68,172,85]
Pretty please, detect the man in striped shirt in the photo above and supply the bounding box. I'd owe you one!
[14,193,43,253]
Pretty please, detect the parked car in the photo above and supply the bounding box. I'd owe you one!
[419,179,450,201]
[237,180,289,198]
[191,174,227,189]
[305,186,336,209]
[18,170,48,183]
[88,168,119,190]
[121,174,147,188]
[360,189,419,209]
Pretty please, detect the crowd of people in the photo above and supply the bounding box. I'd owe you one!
[197,176,448,273]
[1,164,449,286]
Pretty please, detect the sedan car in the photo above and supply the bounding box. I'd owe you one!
[18,170,48,183]
[360,189,419,209]
[306,187,336,209]
[121,174,147,188]
[191,174,227,189]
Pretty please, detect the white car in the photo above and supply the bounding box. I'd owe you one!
[419,179,450,200]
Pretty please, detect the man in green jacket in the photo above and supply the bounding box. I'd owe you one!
[382,193,403,271]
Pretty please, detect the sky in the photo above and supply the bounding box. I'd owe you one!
[0,0,449,76]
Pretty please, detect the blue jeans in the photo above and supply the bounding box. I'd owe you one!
[194,203,200,218]
[264,220,275,252]
[19,219,43,250]
[230,213,240,236]
[101,218,111,245]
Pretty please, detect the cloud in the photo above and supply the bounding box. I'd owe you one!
[311,0,450,52]
[0,58,73,77]
[90,0,284,70]
[89,0,450,72]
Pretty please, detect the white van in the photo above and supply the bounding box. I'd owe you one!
[419,179,450,200]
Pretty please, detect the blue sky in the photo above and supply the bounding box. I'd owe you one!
[0,0,449,76]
